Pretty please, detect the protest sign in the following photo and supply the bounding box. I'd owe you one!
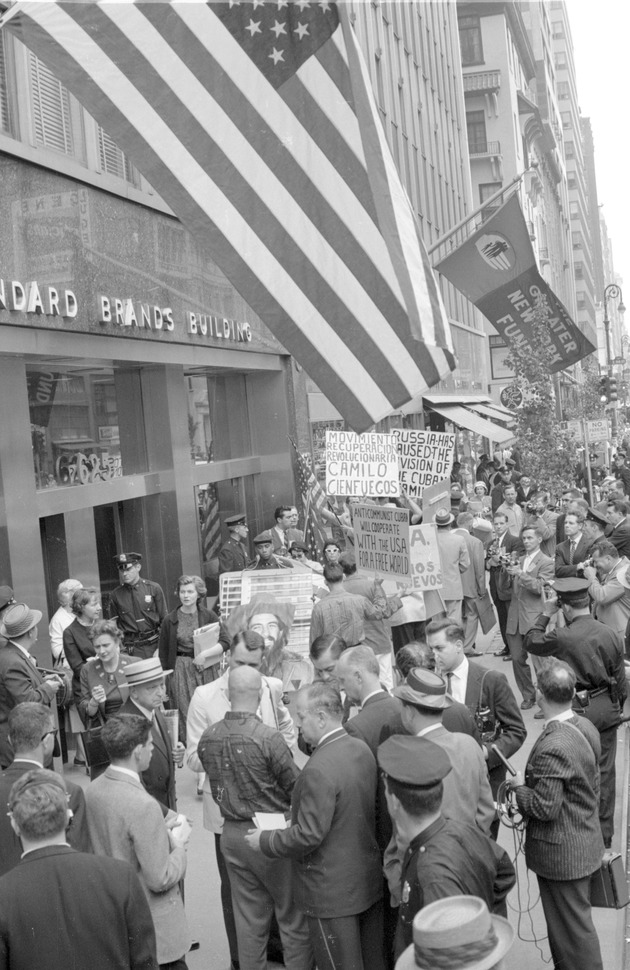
[394,430,456,496]
[353,503,410,580]
[419,478,452,522]
[408,524,443,591]
[326,430,399,497]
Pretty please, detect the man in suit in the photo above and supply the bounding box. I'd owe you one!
[505,525,554,710]
[555,487,583,544]
[584,539,630,640]
[0,767,157,970]
[555,509,593,577]
[507,661,604,970]
[453,512,487,657]
[426,618,525,839]
[218,514,250,574]
[0,702,89,875]
[119,658,185,814]
[186,631,295,970]
[486,512,523,659]
[247,682,385,970]
[490,467,514,513]
[0,603,62,767]
[379,736,515,961]
[524,577,626,848]
[85,714,190,968]
[606,499,630,558]
[434,508,470,625]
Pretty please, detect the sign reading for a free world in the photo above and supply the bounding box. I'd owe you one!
[394,430,456,496]
[325,431,399,497]
[408,524,443,591]
[353,504,410,580]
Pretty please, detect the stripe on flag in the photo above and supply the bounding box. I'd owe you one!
[2,1,456,432]
[289,438,328,561]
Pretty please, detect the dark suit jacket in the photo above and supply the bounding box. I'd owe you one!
[0,645,57,768]
[555,535,594,577]
[487,532,523,602]
[515,717,604,880]
[608,521,630,559]
[0,845,157,970]
[0,760,90,876]
[464,661,526,796]
[555,512,566,544]
[260,728,382,918]
[119,699,176,813]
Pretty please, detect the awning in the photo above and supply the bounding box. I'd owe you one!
[469,402,515,426]
[428,403,514,443]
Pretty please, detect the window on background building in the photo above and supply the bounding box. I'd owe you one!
[29,52,83,159]
[557,81,570,100]
[479,182,502,210]
[561,111,571,128]
[555,51,567,69]
[97,125,141,186]
[466,110,487,154]
[552,21,565,39]
[27,364,128,490]
[186,372,252,464]
[459,15,483,66]
[0,32,15,137]
[565,141,574,159]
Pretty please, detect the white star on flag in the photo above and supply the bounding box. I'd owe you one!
[268,46,284,64]
[294,22,309,39]
[270,19,286,37]
[245,18,261,36]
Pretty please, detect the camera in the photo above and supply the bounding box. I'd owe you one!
[474,706,501,743]
[578,558,594,571]
[526,502,545,516]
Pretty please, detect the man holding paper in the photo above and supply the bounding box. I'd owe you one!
[198,667,313,970]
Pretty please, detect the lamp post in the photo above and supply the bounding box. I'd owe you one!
[602,283,626,440]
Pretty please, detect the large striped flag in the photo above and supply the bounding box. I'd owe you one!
[1,1,456,432]
[289,437,328,560]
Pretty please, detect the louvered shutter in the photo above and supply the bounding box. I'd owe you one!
[29,52,73,154]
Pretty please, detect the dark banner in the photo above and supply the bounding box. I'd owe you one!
[436,194,596,372]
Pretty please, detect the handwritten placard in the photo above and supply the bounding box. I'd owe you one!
[325,431,400,497]
[408,524,443,590]
[353,504,410,580]
[394,430,456,496]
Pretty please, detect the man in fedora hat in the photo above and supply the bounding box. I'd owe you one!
[434,508,470,627]
[118,658,184,813]
[524,576,625,848]
[378,736,515,961]
[218,514,250,574]
[394,895,514,970]
[0,586,15,649]
[107,552,166,659]
[0,603,63,768]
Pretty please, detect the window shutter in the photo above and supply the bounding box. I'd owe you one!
[97,125,139,185]
[29,52,73,154]
[0,33,13,135]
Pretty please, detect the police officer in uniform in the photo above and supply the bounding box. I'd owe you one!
[523,576,626,847]
[218,514,250,574]
[377,735,514,963]
[107,552,166,659]
[245,532,293,570]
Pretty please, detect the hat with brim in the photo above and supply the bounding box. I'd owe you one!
[226,514,247,527]
[395,896,514,970]
[0,603,42,639]
[586,507,609,528]
[124,657,172,686]
[434,508,455,527]
[253,531,273,545]
[393,667,453,710]
[113,552,142,566]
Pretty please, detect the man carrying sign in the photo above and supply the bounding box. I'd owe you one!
[434,510,470,628]
[309,565,405,649]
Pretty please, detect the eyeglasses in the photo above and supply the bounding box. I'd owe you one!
[40,728,59,742]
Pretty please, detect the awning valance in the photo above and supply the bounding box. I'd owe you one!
[428,403,514,443]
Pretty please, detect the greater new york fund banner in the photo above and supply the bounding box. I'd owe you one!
[436,194,595,371]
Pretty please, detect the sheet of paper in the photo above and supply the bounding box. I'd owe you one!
[253,812,288,831]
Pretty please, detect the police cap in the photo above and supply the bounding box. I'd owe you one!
[377,735,452,788]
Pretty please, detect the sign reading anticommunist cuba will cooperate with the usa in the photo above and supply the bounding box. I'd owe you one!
[353,504,410,580]
[394,430,456,497]
[325,431,399,497]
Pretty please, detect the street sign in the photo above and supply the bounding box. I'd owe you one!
[499,384,523,409]
[613,356,626,365]
[587,418,609,442]
[565,419,582,436]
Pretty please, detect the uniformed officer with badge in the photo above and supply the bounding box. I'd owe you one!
[218,514,250,574]
[377,734,515,961]
[107,552,166,658]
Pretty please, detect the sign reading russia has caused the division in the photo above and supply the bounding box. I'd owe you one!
[326,431,400,497]
[408,524,443,591]
[394,430,456,496]
[353,504,410,580]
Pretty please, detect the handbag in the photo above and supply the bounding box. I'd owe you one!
[81,711,110,780]
[37,665,74,710]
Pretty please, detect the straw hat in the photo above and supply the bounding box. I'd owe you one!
[0,603,42,640]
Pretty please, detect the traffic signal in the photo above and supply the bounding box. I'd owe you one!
[609,376,618,402]
[599,377,609,404]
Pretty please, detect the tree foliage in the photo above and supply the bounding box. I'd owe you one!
[503,293,580,499]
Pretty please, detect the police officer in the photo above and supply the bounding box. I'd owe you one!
[377,735,515,962]
[244,532,293,570]
[523,576,626,847]
[217,514,249,574]
[107,553,166,659]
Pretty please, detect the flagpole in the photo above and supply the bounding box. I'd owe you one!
[427,173,525,259]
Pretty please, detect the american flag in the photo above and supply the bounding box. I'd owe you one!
[199,482,223,562]
[289,437,327,561]
[1,0,455,433]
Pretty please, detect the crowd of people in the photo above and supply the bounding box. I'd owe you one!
[0,461,629,970]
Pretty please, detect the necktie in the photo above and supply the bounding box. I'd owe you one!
[569,540,576,565]
[446,672,454,696]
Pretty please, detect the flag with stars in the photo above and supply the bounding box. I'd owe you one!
[289,437,328,560]
[1,1,456,432]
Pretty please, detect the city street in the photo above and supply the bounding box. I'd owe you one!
[65,626,629,970]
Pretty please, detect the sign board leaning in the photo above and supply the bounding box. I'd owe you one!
[419,478,452,523]
[353,504,410,581]
[587,419,609,443]
[325,431,399,497]
[394,429,456,497]
[409,524,443,591]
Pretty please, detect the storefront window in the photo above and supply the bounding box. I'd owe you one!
[28,364,124,489]
[187,372,252,463]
